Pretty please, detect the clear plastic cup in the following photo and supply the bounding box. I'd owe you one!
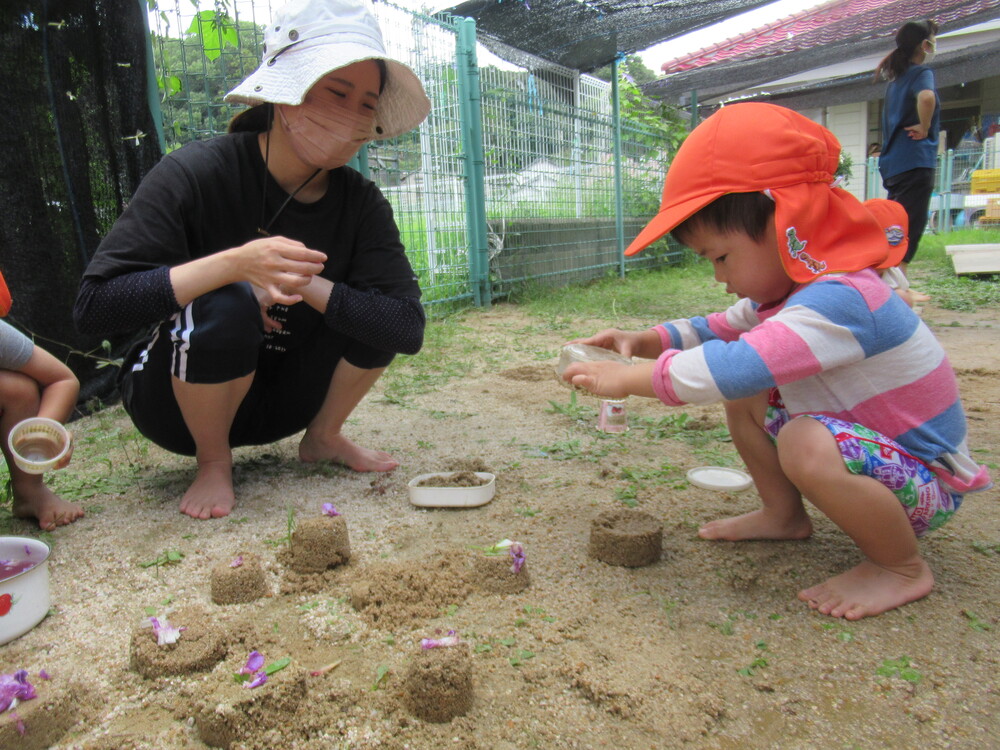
[555,343,632,386]
[8,418,71,474]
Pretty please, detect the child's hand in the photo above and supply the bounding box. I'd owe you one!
[562,360,652,399]
[567,329,644,358]
[54,433,74,470]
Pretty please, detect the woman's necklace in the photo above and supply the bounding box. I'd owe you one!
[257,127,321,237]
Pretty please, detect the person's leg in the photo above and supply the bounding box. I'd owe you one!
[886,168,935,280]
[172,373,254,519]
[298,360,397,471]
[698,391,812,541]
[776,416,933,620]
[0,370,84,530]
[122,284,264,519]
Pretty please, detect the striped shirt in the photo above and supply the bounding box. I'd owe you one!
[652,268,990,494]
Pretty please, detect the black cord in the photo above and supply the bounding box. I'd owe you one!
[257,103,322,237]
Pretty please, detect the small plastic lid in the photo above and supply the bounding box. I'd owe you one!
[686,466,753,492]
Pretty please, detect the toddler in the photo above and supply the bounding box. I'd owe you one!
[0,270,83,530]
[563,103,991,620]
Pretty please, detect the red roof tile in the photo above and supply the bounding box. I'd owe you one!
[660,0,993,73]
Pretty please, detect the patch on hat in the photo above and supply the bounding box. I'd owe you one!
[885,225,906,246]
[785,227,827,276]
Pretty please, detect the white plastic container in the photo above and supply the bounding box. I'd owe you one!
[8,417,71,474]
[0,536,52,645]
[408,472,496,508]
[687,466,754,492]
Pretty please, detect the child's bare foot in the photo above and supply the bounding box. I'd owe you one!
[698,508,813,541]
[299,432,398,472]
[12,483,85,531]
[798,558,934,620]
[179,460,235,520]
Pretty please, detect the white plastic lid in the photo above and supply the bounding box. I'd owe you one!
[686,466,753,492]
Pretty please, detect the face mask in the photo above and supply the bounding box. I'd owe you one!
[278,100,375,170]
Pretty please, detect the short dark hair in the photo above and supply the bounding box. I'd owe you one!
[671,192,775,247]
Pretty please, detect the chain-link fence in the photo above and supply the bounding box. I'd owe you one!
[146,0,685,310]
[864,135,1000,234]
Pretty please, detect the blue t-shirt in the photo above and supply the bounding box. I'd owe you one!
[879,64,940,181]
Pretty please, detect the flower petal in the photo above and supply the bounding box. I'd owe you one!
[420,631,460,649]
[149,616,185,646]
[229,555,244,568]
[322,503,340,517]
[240,650,265,675]
[509,542,525,574]
[243,671,267,689]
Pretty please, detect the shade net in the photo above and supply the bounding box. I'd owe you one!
[442,0,774,72]
[0,0,161,407]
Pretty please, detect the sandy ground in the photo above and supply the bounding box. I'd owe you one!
[1,297,998,749]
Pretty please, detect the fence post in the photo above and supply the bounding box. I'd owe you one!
[942,149,953,233]
[611,57,625,278]
[456,17,490,308]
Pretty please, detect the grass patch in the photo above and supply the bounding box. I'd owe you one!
[910,229,1000,312]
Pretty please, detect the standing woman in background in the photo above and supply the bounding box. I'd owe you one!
[874,19,940,298]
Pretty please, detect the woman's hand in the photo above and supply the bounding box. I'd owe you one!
[234,236,327,306]
[251,285,284,333]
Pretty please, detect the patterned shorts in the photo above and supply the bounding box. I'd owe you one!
[763,390,962,537]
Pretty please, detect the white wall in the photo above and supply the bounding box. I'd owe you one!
[824,102,869,202]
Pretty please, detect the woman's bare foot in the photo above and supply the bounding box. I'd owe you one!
[298,431,398,472]
[12,483,85,531]
[698,508,813,541]
[179,460,235,520]
[798,558,934,620]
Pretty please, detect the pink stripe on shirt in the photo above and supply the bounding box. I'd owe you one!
[803,358,959,436]
[746,320,822,386]
[839,270,893,310]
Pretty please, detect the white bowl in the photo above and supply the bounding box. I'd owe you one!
[8,417,71,474]
[0,536,52,645]
[408,472,496,508]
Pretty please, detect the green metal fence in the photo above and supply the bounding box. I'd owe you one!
[864,140,1000,234]
[146,1,684,309]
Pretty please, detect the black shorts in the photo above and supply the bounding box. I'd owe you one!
[120,283,392,456]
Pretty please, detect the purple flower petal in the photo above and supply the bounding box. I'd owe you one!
[148,617,186,646]
[240,651,265,675]
[38,670,51,681]
[243,671,267,689]
[322,503,340,517]
[0,670,36,713]
[420,630,460,649]
[509,541,525,574]
[229,555,244,568]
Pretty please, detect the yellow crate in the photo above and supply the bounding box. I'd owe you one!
[986,198,1000,219]
[971,169,1000,194]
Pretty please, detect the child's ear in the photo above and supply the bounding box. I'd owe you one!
[0,270,10,317]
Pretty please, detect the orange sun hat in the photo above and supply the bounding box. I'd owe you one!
[863,198,909,268]
[625,103,890,284]
[0,269,11,317]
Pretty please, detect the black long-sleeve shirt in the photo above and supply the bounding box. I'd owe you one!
[74,132,424,357]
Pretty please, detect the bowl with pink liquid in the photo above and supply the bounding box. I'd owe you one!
[0,536,51,645]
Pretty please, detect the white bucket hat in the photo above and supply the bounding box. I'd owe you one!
[224,0,430,139]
